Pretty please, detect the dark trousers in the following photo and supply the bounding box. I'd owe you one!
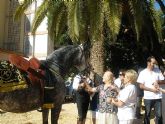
[76,91,90,121]
[136,97,142,118]
[144,99,162,124]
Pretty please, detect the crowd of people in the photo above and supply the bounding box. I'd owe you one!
[72,56,165,124]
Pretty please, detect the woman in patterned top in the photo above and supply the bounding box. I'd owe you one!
[84,70,119,124]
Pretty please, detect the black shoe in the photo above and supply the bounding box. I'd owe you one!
[37,108,43,112]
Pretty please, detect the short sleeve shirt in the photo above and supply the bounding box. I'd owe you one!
[117,84,137,120]
[137,68,164,99]
[72,75,81,90]
[96,84,118,113]
[114,78,122,88]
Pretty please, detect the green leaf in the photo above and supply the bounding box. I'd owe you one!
[148,0,162,42]
[105,0,122,42]
[87,0,104,41]
[32,0,50,34]
[14,0,35,21]
[48,1,66,41]
[67,1,79,42]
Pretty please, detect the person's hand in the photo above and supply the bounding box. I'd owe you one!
[80,83,85,88]
[153,82,159,89]
[112,98,118,102]
[158,87,165,93]
[152,82,160,93]
[88,91,94,95]
[152,87,160,93]
[111,98,117,105]
[106,97,112,103]
[158,87,163,92]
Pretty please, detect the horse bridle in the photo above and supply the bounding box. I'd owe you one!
[78,45,91,73]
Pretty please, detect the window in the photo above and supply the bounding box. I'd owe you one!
[23,0,48,59]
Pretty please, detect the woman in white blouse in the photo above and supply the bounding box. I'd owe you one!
[110,69,138,124]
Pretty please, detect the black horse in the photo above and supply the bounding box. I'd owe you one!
[0,44,90,124]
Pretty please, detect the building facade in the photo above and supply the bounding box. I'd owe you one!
[0,0,54,60]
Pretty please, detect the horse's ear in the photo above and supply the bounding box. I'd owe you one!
[79,44,84,50]
[82,41,91,51]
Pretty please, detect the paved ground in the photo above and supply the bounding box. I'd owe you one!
[0,103,155,124]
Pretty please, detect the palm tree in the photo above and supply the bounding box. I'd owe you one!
[14,0,164,77]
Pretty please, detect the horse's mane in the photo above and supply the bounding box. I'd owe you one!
[46,45,80,62]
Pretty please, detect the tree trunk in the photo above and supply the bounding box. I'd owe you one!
[90,38,104,84]
[156,0,165,15]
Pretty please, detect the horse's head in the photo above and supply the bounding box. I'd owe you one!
[46,43,91,76]
[73,43,91,72]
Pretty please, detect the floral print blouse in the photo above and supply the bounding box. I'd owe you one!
[96,84,118,113]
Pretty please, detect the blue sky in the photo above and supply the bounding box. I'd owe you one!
[155,1,165,10]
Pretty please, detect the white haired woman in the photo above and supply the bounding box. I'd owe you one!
[85,70,119,124]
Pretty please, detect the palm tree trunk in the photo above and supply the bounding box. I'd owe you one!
[156,0,165,15]
[90,38,104,78]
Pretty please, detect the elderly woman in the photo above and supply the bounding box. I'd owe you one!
[110,69,138,124]
[84,70,119,124]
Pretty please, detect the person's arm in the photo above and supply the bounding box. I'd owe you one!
[72,76,85,90]
[157,79,165,85]
[157,69,165,85]
[84,82,97,93]
[111,98,124,107]
[159,88,165,93]
[139,83,159,93]
[137,71,159,93]
[157,78,165,85]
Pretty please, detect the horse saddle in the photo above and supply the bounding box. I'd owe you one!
[0,60,27,92]
[8,54,45,84]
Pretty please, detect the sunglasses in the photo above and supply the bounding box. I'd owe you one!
[119,73,125,76]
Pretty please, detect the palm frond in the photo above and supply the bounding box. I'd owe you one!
[78,0,89,43]
[14,0,35,21]
[48,1,66,41]
[67,1,79,42]
[105,0,122,42]
[55,6,67,43]
[31,0,50,34]
[87,0,104,41]
[128,0,145,40]
[147,0,163,42]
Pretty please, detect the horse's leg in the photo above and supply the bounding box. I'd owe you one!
[42,108,49,124]
[51,105,62,124]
